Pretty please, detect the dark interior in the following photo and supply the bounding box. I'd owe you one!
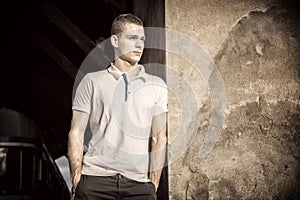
[1,0,168,198]
[2,0,131,158]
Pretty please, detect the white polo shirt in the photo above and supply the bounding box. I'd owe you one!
[72,64,168,182]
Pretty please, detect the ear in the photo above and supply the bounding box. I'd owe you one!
[111,35,118,48]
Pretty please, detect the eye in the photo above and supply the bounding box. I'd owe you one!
[129,35,138,39]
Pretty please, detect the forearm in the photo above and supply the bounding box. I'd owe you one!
[149,131,167,187]
[68,129,84,183]
[67,110,88,186]
[149,112,167,190]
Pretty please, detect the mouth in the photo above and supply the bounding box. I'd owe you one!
[132,51,142,56]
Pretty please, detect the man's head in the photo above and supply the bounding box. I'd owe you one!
[111,14,145,64]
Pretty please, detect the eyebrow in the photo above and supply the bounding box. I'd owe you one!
[127,34,145,39]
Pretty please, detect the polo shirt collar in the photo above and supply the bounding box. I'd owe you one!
[107,63,146,82]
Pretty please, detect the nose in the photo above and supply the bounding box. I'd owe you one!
[136,39,144,49]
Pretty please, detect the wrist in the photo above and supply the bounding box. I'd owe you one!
[72,168,82,185]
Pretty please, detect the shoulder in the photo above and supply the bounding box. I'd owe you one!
[81,69,108,83]
[145,73,167,86]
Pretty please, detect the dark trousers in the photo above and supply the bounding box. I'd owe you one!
[74,174,157,200]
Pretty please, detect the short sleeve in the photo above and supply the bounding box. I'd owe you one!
[151,78,168,116]
[72,74,93,114]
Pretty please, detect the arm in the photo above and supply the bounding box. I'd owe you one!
[68,110,89,189]
[149,112,168,191]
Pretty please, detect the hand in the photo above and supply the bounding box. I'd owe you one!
[72,173,81,190]
[154,183,158,192]
[151,180,159,192]
[149,173,160,192]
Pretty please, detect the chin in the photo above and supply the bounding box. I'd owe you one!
[119,54,142,64]
[127,57,141,63]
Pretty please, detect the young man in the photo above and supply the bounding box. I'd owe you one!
[68,14,168,199]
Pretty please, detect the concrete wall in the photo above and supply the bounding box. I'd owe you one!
[166,0,300,199]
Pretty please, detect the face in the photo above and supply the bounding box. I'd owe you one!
[113,23,145,64]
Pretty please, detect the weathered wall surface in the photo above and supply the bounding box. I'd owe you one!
[166,0,300,199]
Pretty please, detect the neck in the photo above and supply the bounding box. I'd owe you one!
[113,58,138,72]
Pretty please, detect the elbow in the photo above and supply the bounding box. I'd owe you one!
[152,131,167,147]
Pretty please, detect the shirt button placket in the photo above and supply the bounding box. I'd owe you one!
[127,91,131,103]
[127,82,132,104]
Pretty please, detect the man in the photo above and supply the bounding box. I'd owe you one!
[68,13,168,199]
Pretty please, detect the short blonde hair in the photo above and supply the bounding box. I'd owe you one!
[111,13,143,35]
